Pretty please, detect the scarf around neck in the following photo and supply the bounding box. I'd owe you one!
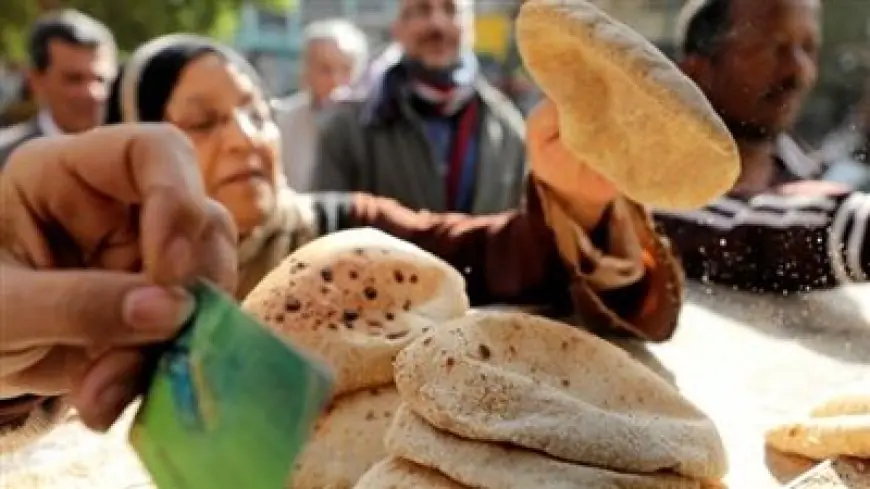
[399,51,482,211]
[401,50,479,117]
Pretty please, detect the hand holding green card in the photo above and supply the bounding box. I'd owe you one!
[129,280,334,489]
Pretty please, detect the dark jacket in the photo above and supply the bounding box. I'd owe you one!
[312,65,527,215]
[654,135,870,292]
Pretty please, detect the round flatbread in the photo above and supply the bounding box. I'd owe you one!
[291,385,400,489]
[243,228,469,397]
[517,0,739,209]
[394,311,727,480]
[765,415,870,461]
[353,458,467,489]
[386,403,702,489]
[810,394,870,418]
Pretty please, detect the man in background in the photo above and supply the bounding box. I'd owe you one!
[0,10,117,167]
[653,0,870,291]
[313,0,526,215]
[817,78,870,191]
[273,19,368,191]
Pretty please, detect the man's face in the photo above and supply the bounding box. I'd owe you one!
[393,0,472,70]
[302,39,356,105]
[684,0,820,139]
[29,39,116,133]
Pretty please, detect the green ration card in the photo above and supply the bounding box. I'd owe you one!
[129,280,334,489]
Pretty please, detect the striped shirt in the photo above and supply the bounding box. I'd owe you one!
[653,135,870,292]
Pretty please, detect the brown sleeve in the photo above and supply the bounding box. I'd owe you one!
[347,191,567,308]
[345,185,684,342]
[568,200,685,342]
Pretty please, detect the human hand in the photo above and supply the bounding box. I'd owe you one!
[0,124,237,432]
[526,98,619,230]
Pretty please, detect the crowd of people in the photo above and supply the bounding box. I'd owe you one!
[0,0,868,451]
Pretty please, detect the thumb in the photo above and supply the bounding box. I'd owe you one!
[0,264,195,352]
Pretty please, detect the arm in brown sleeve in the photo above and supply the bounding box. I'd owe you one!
[346,192,567,308]
[569,198,684,342]
[318,185,683,342]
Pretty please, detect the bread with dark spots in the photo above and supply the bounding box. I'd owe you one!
[242,228,469,397]
[394,311,728,481]
[385,404,702,489]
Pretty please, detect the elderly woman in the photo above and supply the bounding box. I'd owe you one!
[0,34,682,443]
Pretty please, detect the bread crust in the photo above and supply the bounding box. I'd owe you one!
[386,403,702,489]
[353,458,468,489]
[291,386,401,489]
[517,0,739,209]
[766,415,870,461]
[243,228,469,397]
[394,311,727,480]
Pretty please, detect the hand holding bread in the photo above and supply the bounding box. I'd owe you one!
[527,99,619,230]
[236,0,745,485]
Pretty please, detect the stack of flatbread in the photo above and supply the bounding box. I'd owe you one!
[767,392,870,461]
[355,311,729,488]
[242,228,470,488]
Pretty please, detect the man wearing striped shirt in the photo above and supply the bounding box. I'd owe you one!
[648,0,870,293]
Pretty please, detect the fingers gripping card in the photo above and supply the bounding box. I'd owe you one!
[129,280,334,489]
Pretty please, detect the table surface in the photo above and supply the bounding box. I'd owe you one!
[2,283,869,489]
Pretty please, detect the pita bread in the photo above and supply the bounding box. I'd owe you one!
[243,228,469,397]
[394,311,727,480]
[765,415,870,461]
[353,458,468,489]
[291,385,400,489]
[386,404,702,489]
[810,394,870,418]
[516,0,739,210]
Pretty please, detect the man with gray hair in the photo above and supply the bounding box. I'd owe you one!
[312,0,526,215]
[274,18,368,191]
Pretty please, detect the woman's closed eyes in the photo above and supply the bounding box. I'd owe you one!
[175,102,271,137]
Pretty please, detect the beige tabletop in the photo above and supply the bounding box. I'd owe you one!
[1,283,869,489]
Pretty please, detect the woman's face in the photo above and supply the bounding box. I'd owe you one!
[163,53,279,236]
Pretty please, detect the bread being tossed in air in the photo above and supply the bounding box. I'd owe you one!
[517,0,740,209]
